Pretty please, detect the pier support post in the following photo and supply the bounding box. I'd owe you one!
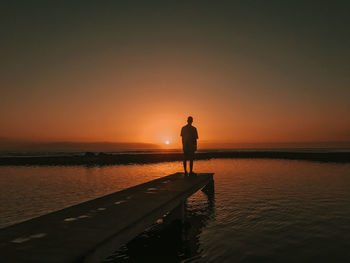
[165,200,186,224]
[201,178,214,197]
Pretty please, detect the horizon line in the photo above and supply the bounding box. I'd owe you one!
[1,138,350,145]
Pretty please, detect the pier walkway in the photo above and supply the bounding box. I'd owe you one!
[0,172,214,263]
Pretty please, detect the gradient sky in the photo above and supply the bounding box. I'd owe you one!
[1,1,349,148]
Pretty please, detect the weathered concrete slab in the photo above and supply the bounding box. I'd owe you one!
[0,172,214,263]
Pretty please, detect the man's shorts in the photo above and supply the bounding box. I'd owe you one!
[183,150,195,160]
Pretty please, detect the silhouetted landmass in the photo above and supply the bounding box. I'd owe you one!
[0,139,161,152]
[0,151,349,166]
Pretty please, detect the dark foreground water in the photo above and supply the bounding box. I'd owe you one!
[1,159,350,262]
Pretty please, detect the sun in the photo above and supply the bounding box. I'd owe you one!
[165,140,170,145]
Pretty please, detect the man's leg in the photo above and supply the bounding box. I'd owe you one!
[189,159,193,173]
[183,160,187,175]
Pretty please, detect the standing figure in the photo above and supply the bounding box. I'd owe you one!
[181,116,198,176]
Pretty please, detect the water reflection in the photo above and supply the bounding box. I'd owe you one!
[104,184,215,263]
[183,184,215,262]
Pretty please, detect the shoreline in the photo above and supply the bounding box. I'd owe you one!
[0,151,349,166]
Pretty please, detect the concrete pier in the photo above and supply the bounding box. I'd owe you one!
[0,172,214,263]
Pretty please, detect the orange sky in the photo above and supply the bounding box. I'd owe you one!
[1,2,349,150]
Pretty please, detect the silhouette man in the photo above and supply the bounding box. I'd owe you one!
[181,116,198,176]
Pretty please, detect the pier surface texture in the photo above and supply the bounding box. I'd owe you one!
[0,172,214,263]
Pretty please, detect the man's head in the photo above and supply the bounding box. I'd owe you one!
[187,116,193,125]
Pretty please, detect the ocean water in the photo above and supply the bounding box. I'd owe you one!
[1,159,350,262]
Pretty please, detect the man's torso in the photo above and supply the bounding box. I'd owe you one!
[181,125,198,152]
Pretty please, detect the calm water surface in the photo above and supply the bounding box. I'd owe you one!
[1,159,350,262]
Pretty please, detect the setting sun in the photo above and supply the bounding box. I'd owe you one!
[165,140,170,145]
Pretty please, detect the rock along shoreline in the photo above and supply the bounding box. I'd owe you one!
[0,151,349,166]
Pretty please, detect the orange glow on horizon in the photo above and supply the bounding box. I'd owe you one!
[1,50,349,148]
